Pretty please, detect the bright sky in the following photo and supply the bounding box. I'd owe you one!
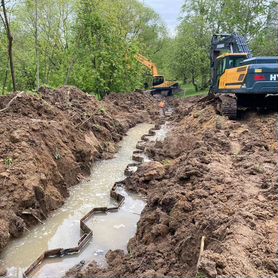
[140,0,184,36]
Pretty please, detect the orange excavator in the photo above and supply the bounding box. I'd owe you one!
[136,54,180,96]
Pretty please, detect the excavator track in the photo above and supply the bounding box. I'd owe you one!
[216,94,238,120]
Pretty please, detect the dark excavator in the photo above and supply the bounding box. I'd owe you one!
[210,33,278,119]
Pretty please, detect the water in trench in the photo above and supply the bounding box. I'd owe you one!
[0,123,160,278]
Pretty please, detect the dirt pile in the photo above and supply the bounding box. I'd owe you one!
[69,98,278,277]
[0,87,159,252]
[105,90,159,118]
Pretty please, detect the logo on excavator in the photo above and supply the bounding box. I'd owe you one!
[270,74,278,81]
[216,44,225,49]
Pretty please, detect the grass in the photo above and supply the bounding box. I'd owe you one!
[176,83,208,99]
[4,157,13,167]
[196,272,208,278]
[99,106,106,114]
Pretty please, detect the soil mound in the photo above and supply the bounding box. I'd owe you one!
[68,98,278,278]
[0,87,159,252]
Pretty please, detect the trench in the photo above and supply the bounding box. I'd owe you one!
[0,123,169,278]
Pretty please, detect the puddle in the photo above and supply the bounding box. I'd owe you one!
[0,123,153,278]
[150,123,170,142]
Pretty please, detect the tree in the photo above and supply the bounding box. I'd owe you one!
[13,0,75,89]
[173,20,210,91]
[250,1,278,56]
[35,0,39,91]
[1,0,16,92]
[170,0,278,91]
[0,22,9,93]
[0,0,276,94]
[72,0,165,95]
[0,0,166,94]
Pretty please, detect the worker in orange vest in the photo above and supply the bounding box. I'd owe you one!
[159,100,166,116]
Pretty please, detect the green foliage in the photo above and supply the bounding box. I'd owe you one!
[169,0,277,92]
[99,106,106,114]
[0,28,9,94]
[4,157,13,167]
[173,18,210,91]
[250,1,278,56]
[0,0,165,94]
[196,272,208,278]
[176,83,207,99]
[161,159,174,169]
[94,92,102,101]
[151,38,176,80]
[71,0,143,94]
[0,0,276,95]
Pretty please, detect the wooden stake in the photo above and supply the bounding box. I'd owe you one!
[197,236,206,269]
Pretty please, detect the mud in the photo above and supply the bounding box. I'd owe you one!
[67,97,278,278]
[0,87,159,254]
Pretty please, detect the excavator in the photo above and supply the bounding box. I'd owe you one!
[136,54,180,96]
[210,33,278,119]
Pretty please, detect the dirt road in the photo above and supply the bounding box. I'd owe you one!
[0,87,159,253]
[67,97,278,277]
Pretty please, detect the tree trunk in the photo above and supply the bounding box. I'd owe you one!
[1,0,16,92]
[35,0,40,91]
[64,57,75,85]
[201,71,208,89]
[2,60,8,94]
[192,75,198,92]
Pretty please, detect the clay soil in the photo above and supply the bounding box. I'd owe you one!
[67,97,278,278]
[0,87,159,253]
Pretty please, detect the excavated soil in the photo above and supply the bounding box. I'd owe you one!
[0,87,159,253]
[67,97,278,278]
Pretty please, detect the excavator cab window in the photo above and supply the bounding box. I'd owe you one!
[217,58,226,75]
[216,55,246,76]
[215,58,226,87]
[227,56,245,68]
[153,76,164,86]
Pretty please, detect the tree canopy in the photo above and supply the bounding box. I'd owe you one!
[0,0,166,94]
[0,0,277,94]
[171,0,278,91]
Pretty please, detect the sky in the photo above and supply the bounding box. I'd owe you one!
[140,0,184,36]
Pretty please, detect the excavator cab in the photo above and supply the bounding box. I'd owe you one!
[210,33,252,94]
[153,75,165,86]
[212,53,248,93]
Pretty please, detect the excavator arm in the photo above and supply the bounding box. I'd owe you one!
[136,54,159,77]
[210,33,252,68]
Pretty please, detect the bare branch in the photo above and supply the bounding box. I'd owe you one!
[0,92,23,113]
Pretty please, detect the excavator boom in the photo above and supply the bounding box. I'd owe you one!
[136,54,159,76]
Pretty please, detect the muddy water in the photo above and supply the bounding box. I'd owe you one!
[151,122,170,142]
[0,123,155,278]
